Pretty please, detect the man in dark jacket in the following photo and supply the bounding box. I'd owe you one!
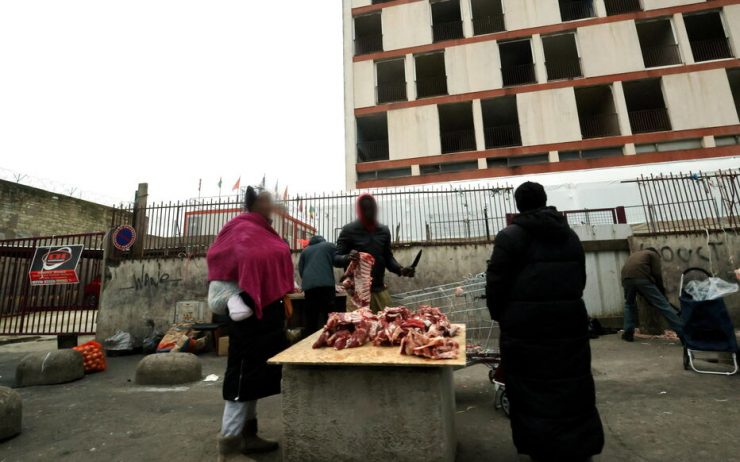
[621,249,684,342]
[299,235,337,332]
[334,193,415,312]
[486,182,604,461]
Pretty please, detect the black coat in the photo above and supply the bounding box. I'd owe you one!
[486,207,604,460]
[223,294,288,402]
[333,220,402,292]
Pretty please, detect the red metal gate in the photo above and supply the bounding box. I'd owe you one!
[0,233,104,335]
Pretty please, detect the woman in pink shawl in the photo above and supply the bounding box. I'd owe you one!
[208,187,294,461]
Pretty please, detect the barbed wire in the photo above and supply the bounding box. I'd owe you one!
[0,167,129,206]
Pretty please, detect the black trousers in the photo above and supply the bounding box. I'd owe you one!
[304,287,336,334]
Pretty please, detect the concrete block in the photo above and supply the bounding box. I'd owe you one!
[0,387,22,440]
[15,350,85,387]
[135,353,202,385]
[281,365,456,462]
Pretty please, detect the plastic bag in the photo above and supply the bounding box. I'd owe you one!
[103,330,135,351]
[208,281,241,316]
[73,340,107,373]
[142,325,164,355]
[684,277,739,301]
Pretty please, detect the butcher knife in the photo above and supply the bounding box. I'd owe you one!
[410,249,423,268]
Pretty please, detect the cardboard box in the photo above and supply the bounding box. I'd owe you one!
[218,336,229,356]
[175,300,208,323]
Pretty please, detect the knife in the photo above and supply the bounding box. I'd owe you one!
[410,249,423,268]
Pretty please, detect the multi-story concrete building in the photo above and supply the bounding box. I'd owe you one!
[342,0,740,189]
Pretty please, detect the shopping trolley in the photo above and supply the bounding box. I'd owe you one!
[392,273,509,415]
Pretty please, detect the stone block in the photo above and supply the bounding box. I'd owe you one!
[15,350,85,387]
[135,353,202,385]
[0,387,22,440]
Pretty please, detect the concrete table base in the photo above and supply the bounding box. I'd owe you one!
[281,365,456,462]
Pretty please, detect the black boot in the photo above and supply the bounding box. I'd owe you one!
[621,330,634,342]
[242,419,279,454]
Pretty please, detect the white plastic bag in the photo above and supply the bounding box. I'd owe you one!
[103,330,135,351]
[684,277,739,301]
[208,281,241,315]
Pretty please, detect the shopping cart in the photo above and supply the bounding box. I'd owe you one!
[392,273,509,415]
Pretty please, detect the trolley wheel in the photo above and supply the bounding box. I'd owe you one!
[683,347,690,371]
[488,369,495,384]
[499,389,510,418]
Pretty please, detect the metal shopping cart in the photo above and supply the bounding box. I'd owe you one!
[392,273,509,415]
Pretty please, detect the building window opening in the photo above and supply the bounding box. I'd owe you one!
[727,68,740,118]
[356,113,389,163]
[636,19,681,68]
[481,96,522,148]
[575,85,621,139]
[357,167,412,182]
[415,52,448,98]
[507,153,550,167]
[499,39,536,86]
[371,0,394,4]
[354,13,383,56]
[684,11,733,62]
[375,58,407,104]
[543,33,582,81]
[420,160,479,175]
[471,0,505,35]
[623,78,672,134]
[559,146,623,161]
[559,0,595,22]
[604,0,641,16]
[432,0,464,42]
[438,102,477,154]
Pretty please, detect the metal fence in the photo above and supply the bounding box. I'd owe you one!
[627,169,740,234]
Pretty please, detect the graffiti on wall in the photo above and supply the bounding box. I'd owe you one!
[119,263,183,291]
[639,240,726,264]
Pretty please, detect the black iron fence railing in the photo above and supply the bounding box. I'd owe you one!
[440,129,477,154]
[507,207,628,226]
[484,124,522,148]
[433,20,464,42]
[416,76,448,98]
[579,113,621,139]
[641,44,682,68]
[357,140,390,163]
[628,108,672,134]
[502,63,536,86]
[545,58,582,80]
[355,34,383,55]
[376,81,407,104]
[689,38,733,62]
[559,1,595,21]
[472,14,505,35]
[604,0,641,15]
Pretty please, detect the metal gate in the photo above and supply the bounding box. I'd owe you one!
[0,233,104,335]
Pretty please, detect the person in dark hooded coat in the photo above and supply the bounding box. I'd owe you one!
[299,235,337,332]
[486,182,604,461]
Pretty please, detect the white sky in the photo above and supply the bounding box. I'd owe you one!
[0,1,346,203]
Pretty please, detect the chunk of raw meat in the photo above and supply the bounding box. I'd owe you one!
[343,252,375,310]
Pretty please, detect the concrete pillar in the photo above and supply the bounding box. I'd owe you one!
[461,0,474,38]
[593,0,607,17]
[405,54,417,101]
[624,143,637,156]
[612,81,633,137]
[548,150,560,163]
[702,135,716,148]
[411,164,421,176]
[673,13,694,65]
[472,99,486,151]
[131,183,148,258]
[532,34,548,84]
[478,158,488,169]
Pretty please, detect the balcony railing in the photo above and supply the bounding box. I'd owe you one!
[545,58,582,81]
[441,129,477,154]
[472,14,505,35]
[604,0,641,15]
[559,1,595,21]
[690,38,733,62]
[433,20,464,42]
[376,81,407,104]
[579,113,620,139]
[501,63,537,86]
[416,76,448,99]
[641,44,682,68]
[355,34,383,55]
[484,124,522,148]
[357,140,390,163]
[628,108,672,134]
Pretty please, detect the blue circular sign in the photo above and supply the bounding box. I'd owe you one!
[113,225,136,251]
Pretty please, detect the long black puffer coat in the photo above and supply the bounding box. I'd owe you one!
[486,207,604,461]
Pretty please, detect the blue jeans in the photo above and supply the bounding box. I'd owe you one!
[623,278,684,336]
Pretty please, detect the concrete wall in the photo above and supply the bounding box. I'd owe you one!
[724,5,740,58]
[663,69,740,131]
[502,0,561,31]
[343,0,358,189]
[351,0,371,7]
[642,0,703,10]
[388,105,441,160]
[578,21,645,77]
[630,232,740,325]
[517,88,582,146]
[382,2,433,51]
[445,41,502,95]
[353,60,376,108]
[0,180,120,240]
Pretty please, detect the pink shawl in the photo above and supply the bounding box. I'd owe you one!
[207,212,294,319]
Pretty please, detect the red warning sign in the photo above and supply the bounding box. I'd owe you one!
[28,245,84,286]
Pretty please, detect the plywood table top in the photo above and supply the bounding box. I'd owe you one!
[269,324,466,368]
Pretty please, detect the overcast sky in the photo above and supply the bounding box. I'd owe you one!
[0,1,346,204]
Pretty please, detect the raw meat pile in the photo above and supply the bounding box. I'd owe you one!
[342,252,375,309]
[312,305,460,360]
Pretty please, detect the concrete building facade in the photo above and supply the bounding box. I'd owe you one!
[343,0,740,189]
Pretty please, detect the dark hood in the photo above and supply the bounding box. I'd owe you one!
[512,206,571,240]
[308,235,326,245]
